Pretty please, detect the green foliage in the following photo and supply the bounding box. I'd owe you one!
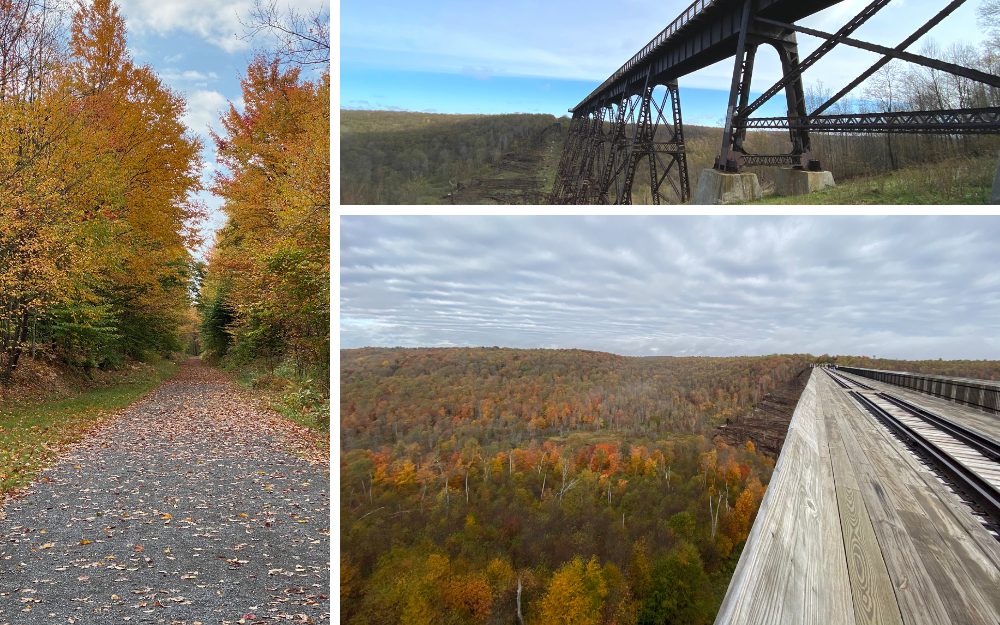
[45,301,120,369]
[667,511,696,542]
[199,289,236,360]
[638,543,711,625]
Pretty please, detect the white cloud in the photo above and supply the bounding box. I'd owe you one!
[161,68,219,82]
[118,0,329,52]
[164,53,184,63]
[181,89,230,136]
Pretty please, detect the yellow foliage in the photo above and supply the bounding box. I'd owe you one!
[534,556,608,625]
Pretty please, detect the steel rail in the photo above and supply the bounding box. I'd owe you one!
[878,392,1000,462]
[832,370,875,390]
[823,368,852,389]
[850,390,1000,526]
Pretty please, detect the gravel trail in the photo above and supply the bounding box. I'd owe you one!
[0,360,331,625]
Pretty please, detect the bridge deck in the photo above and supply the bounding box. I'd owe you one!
[571,0,842,114]
[716,369,1000,625]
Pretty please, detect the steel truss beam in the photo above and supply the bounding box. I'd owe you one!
[812,0,970,116]
[741,107,1000,134]
[551,81,689,204]
[752,16,1000,91]
[557,0,999,200]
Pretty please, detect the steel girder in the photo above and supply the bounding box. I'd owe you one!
[723,0,997,171]
[552,81,689,204]
[741,108,1000,134]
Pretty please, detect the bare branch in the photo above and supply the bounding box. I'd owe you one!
[239,0,329,68]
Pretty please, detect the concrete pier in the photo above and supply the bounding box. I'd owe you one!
[693,169,761,204]
[774,168,835,197]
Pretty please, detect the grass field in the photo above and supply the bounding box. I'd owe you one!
[342,110,1000,205]
[0,356,179,498]
[753,154,996,205]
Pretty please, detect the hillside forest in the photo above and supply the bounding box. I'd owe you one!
[341,348,1000,624]
[341,348,816,624]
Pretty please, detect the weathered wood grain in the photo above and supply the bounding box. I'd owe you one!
[717,370,1000,625]
[835,484,904,625]
[715,369,855,625]
[830,378,1000,624]
[824,380,951,625]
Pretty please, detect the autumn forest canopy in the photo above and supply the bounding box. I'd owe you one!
[340,348,1000,624]
[341,348,808,624]
[0,0,330,421]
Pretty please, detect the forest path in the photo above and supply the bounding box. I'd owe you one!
[0,359,330,624]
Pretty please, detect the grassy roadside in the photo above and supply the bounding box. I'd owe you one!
[0,356,179,499]
[751,155,993,204]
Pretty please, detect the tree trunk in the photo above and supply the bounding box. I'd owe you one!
[516,577,525,625]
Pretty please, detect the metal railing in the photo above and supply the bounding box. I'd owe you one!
[572,0,715,112]
[841,367,1000,414]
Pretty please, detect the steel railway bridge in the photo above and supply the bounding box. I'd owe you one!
[551,0,1000,204]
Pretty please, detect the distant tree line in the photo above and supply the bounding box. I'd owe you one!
[340,111,557,204]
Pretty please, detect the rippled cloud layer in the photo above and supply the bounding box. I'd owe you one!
[340,216,1000,359]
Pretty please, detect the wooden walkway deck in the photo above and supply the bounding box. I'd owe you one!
[715,368,1000,625]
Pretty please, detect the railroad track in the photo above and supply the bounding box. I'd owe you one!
[845,388,1000,537]
[829,368,875,390]
[822,367,852,389]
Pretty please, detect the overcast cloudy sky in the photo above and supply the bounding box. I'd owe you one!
[340,216,1000,360]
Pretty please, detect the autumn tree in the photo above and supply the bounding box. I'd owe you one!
[534,556,608,625]
[202,49,330,385]
[0,0,201,382]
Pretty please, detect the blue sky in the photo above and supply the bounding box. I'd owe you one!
[112,0,329,253]
[340,0,988,119]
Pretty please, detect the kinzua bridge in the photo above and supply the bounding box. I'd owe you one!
[550,0,1000,204]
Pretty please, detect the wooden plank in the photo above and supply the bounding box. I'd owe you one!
[824,377,954,625]
[815,385,858,623]
[828,378,1000,624]
[836,484,904,625]
[716,370,856,625]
